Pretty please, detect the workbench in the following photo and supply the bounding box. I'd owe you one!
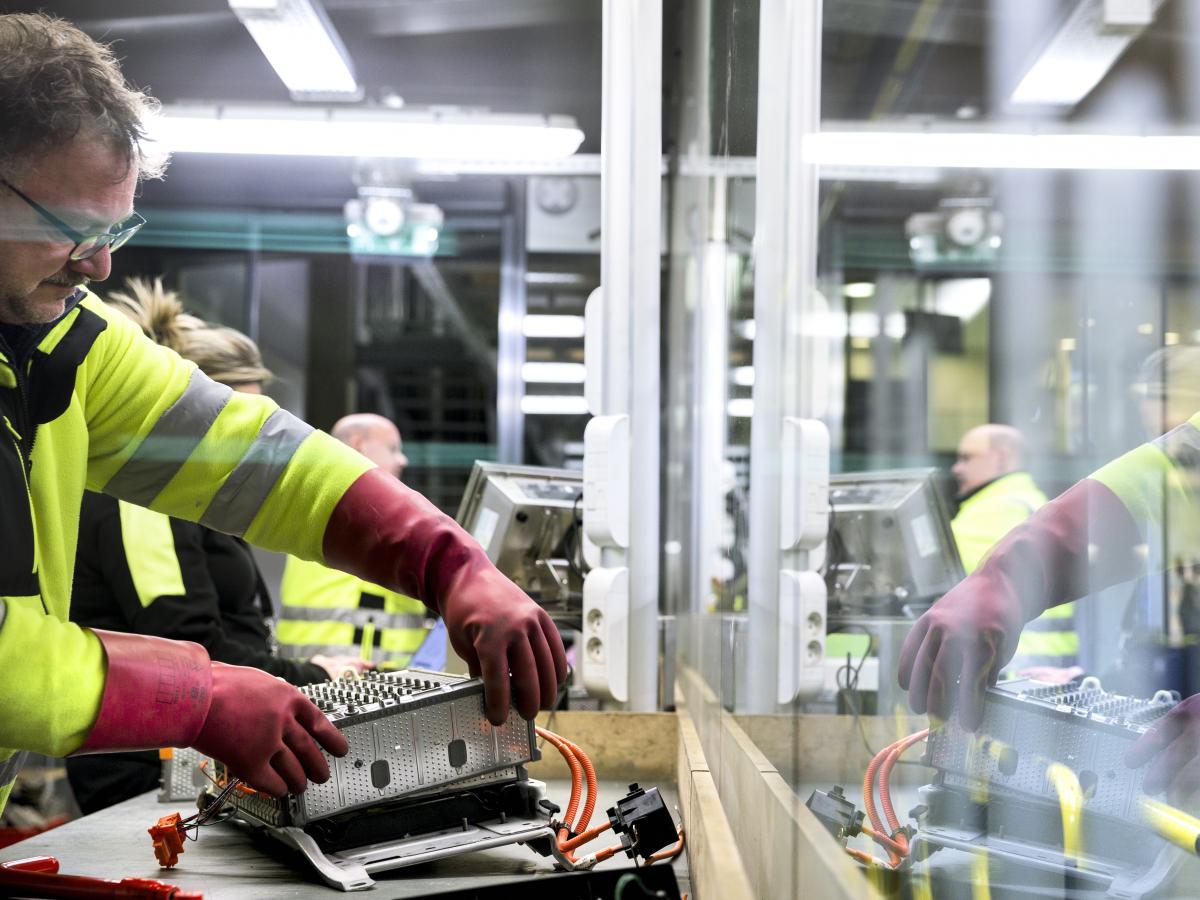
[0,711,719,898]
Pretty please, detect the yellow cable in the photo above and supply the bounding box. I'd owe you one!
[1045,763,1084,866]
[1138,796,1200,856]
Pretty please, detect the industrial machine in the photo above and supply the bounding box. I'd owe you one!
[808,677,1200,898]
[153,669,682,892]
[825,467,964,618]
[456,462,589,629]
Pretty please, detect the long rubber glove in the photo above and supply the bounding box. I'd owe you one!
[323,468,568,724]
[76,630,348,796]
[897,479,1143,730]
[1127,696,1200,799]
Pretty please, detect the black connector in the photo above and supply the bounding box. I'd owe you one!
[606,783,678,861]
[805,785,864,844]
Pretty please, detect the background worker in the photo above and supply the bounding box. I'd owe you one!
[66,279,370,813]
[278,414,431,668]
[949,424,1074,679]
[0,12,565,815]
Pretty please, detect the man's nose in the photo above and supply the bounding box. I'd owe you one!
[69,246,112,282]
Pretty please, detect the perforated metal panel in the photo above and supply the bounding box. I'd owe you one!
[927,678,1175,822]
[158,747,209,802]
[229,669,538,825]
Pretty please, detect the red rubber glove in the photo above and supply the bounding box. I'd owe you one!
[1126,697,1200,798]
[897,479,1143,729]
[77,631,347,796]
[193,662,348,796]
[323,468,568,724]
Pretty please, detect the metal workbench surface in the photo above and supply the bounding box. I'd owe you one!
[0,779,688,898]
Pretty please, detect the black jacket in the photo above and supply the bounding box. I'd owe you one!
[71,491,327,686]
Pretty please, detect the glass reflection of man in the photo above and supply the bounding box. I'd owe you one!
[950,425,1075,681]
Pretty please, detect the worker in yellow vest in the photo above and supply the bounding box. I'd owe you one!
[949,425,1073,678]
[278,414,431,667]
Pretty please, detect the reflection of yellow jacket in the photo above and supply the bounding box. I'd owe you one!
[278,556,429,667]
[953,473,1078,667]
[952,472,1047,574]
[0,291,372,814]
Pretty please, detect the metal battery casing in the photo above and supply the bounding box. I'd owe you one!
[229,669,539,826]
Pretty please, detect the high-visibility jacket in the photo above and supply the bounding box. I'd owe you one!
[952,472,1078,669]
[0,290,374,814]
[278,556,430,668]
[72,492,327,686]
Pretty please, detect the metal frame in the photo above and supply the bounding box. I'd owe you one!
[594,0,663,711]
[497,179,528,463]
[743,0,824,712]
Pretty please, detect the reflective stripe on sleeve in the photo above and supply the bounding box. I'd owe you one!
[0,751,28,789]
[277,604,428,631]
[199,408,314,536]
[104,369,232,506]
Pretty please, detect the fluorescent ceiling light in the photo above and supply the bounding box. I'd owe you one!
[843,282,875,300]
[521,395,590,415]
[1010,0,1163,108]
[727,399,754,418]
[521,362,587,384]
[148,106,585,161]
[732,366,755,387]
[809,130,1200,172]
[933,278,991,321]
[848,312,906,340]
[229,0,359,100]
[734,320,756,341]
[525,272,591,286]
[522,315,586,338]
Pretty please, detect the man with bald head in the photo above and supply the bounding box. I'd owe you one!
[277,414,429,668]
[331,413,410,479]
[950,424,1043,572]
[949,423,1079,678]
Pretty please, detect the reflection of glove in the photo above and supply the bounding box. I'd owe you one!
[898,479,1142,729]
[323,468,568,724]
[1126,696,1200,798]
[77,631,347,796]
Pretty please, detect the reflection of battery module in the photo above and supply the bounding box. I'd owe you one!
[808,677,1199,899]
[151,669,684,891]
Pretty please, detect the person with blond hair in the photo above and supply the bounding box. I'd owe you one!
[65,279,368,812]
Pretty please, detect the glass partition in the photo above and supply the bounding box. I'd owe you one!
[670,0,1200,896]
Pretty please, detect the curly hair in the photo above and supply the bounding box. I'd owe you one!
[0,13,168,181]
[108,278,272,388]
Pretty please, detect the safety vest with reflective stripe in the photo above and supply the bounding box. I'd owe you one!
[0,291,374,814]
[1092,416,1200,563]
[278,556,430,667]
[951,472,1078,670]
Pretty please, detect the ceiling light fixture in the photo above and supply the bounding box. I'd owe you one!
[1010,0,1164,108]
[228,0,360,100]
[520,395,590,415]
[809,129,1200,172]
[148,105,586,161]
[521,362,587,384]
[521,315,587,338]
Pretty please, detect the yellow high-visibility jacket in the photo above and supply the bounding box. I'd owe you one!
[0,291,372,811]
[953,472,1079,669]
[278,556,429,668]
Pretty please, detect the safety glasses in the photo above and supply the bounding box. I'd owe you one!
[0,177,146,260]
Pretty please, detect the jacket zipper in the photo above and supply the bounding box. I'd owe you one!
[0,336,37,476]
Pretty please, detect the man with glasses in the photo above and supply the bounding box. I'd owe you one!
[0,12,565,817]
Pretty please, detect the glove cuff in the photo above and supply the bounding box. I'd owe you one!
[76,630,213,754]
[322,467,488,616]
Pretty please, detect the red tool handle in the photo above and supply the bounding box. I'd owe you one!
[0,855,202,899]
